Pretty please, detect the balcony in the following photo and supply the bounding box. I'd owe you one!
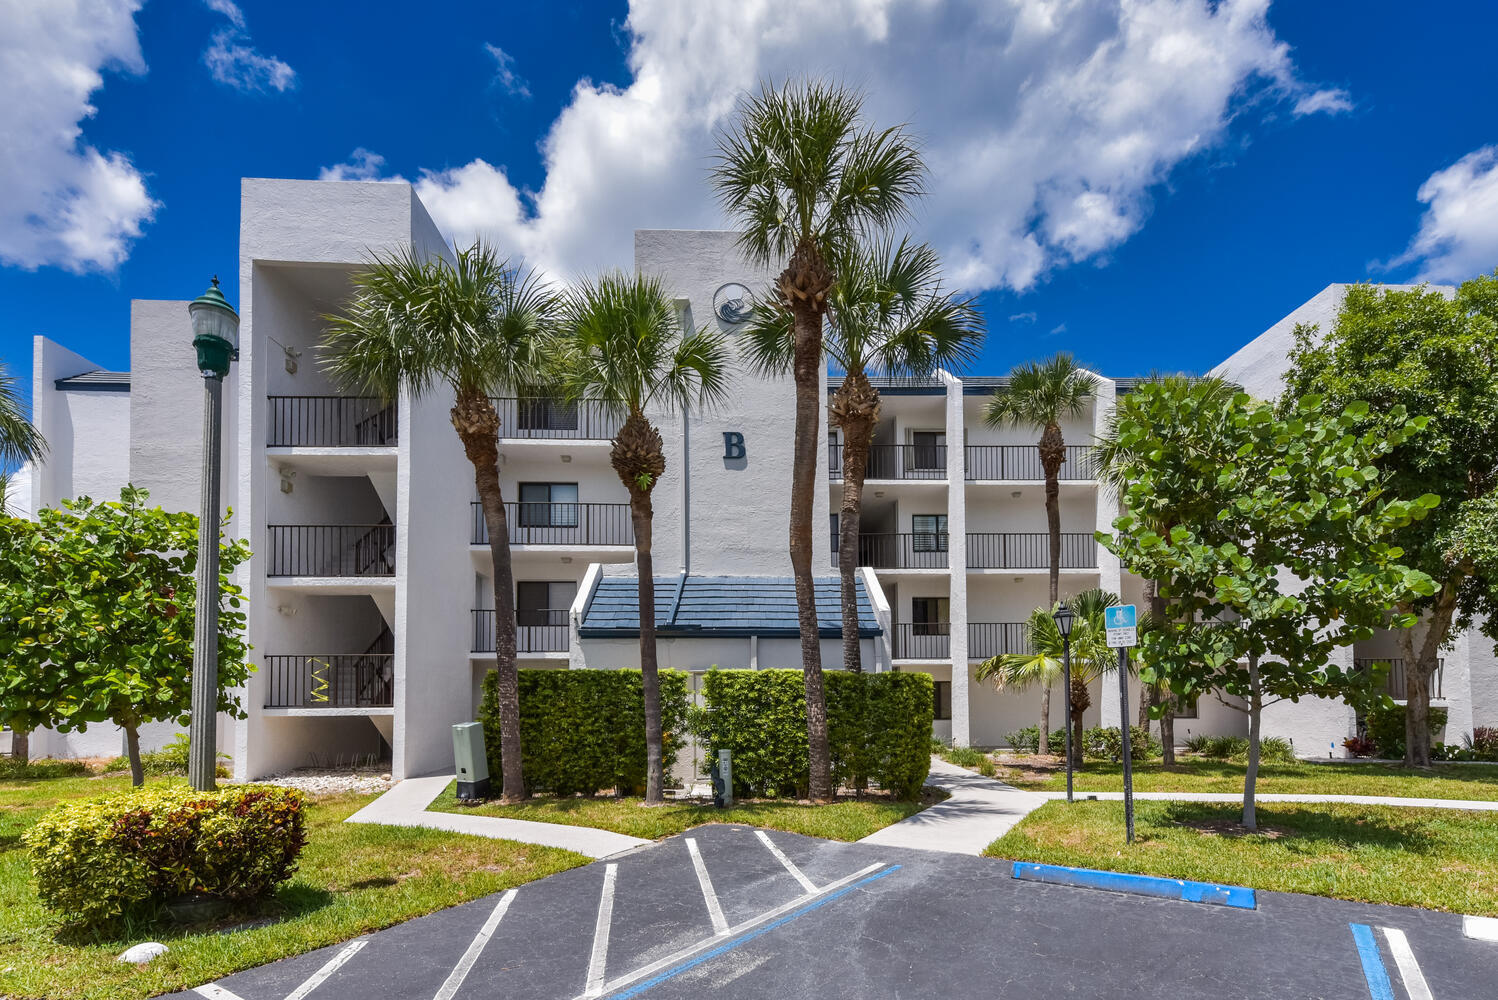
[471,501,634,547]
[1354,658,1445,700]
[492,396,622,441]
[472,608,570,653]
[263,654,393,708]
[267,396,396,447]
[829,443,948,481]
[966,532,1096,570]
[969,622,1030,659]
[965,444,1095,481]
[848,532,951,569]
[266,524,396,577]
[892,623,951,660]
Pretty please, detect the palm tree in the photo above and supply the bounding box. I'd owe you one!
[744,238,984,671]
[713,80,924,800]
[1095,374,1237,764]
[1,357,46,761]
[557,272,731,804]
[322,242,556,802]
[984,354,1097,747]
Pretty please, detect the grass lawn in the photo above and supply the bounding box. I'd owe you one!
[0,775,589,1000]
[428,781,937,841]
[987,755,1498,800]
[987,799,1498,916]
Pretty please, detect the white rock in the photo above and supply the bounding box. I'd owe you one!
[118,942,168,964]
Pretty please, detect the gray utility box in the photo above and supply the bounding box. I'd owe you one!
[452,722,491,800]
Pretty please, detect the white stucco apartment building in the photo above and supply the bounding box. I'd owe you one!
[16,179,1497,776]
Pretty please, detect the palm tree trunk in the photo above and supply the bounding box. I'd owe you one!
[454,389,525,802]
[631,491,665,804]
[1040,425,1064,756]
[832,372,879,673]
[782,244,833,801]
[1070,672,1089,767]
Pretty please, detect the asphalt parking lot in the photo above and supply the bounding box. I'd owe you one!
[179,823,1493,1000]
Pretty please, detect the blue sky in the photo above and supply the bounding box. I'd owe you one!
[4,1,1497,391]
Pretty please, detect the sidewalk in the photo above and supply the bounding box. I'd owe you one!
[857,757,1047,855]
[1035,789,1498,811]
[344,775,651,859]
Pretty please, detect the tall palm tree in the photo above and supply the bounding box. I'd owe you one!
[713,80,924,800]
[984,354,1097,747]
[745,238,984,671]
[557,273,731,805]
[1,358,46,761]
[322,242,556,802]
[1095,374,1237,764]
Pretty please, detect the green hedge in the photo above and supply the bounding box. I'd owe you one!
[1368,703,1449,758]
[696,669,932,799]
[479,668,689,796]
[25,784,306,925]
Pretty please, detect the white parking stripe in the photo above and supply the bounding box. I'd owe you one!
[286,940,366,1000]
[1464,915,1498,943]
[583,863,618,997]
[1381,927,1434,1000]
[193,986,247,1000]
[755,831,818,894]
[432,889,517,1000]
[686,837,730,936]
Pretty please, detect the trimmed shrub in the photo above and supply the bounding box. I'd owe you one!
[0,757,89,779]
[1081,726,1161,761]
[1367,704,1449,758]
[479,669,689,797]
[697,669,932,799]
[1004,726,1040,754]
[25,784,306,925]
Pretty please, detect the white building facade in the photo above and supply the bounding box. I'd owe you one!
[17,179,1496,774]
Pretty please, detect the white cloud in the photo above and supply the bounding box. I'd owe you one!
[202,1,295,93]
[1292,87,1353,116]
[1391,145,1498,283]
[334,0,1347,291]
[1049,323,1068,336]
[319,148,396,182]
[485,44,531,99]
[0,0,156,272]
[1009,311,1038,323]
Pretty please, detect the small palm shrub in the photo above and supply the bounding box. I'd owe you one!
[105,733,231,778]
[25,785,306,925]
[942,746,987,768]
[976,756,998,778]
[1182,733,1213,754]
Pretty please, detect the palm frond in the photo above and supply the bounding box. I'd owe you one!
[0,358,46,469]
[984,352,1099,430]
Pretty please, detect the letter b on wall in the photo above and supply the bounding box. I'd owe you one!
[722,432,746,461]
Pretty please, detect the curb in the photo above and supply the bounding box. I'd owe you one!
[1012,862,1256,909]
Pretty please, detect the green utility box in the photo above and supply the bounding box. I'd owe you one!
[452,722,491,800]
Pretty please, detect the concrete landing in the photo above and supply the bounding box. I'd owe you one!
[344,774,652,859]
[857,757,1047,855]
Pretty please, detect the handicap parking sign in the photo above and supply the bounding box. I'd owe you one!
[1105,604,1138,648]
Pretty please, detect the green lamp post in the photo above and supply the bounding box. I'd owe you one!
[188,276,239,791]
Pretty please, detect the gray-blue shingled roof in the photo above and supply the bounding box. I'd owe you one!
[579,575,882,638]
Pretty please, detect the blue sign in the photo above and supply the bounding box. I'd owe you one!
[1105,606,1137,630]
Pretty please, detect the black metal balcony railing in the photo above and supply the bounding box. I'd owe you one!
[829,443,948,481]
[969,622,1030,659]
[1354,658,1445,700]
[470,501,634,546]
[965,445,1096,481]
[263,654,394,708]
[892,623,951,660]
[267,396,397,447]
[853,533,951,569]
[492,397,623,441]
[966,532,1097,570]
[266,524,396,577]
[472,608,570,653]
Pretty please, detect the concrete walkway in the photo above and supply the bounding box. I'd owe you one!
[344,775,651,859]
[857,757,1046,855]
[1035,789,1498,811]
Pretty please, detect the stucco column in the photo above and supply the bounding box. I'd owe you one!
[940,370,971,745]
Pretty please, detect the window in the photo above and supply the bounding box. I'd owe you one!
[933,680,952,721]
[910,430,945,470]
[830,513,839,552]
[518,397,579,432]
[516,581,577,626]
[911,597,950,636]
[518,482,579,527]
[911,513,948,552]
[1170,692,1199,719]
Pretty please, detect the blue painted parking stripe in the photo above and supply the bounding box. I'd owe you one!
[1349,923,1396,1000]
[606,865,902,999]
[1011,862,1256,909]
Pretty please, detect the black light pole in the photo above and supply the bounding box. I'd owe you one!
[1053,602,1076,803]
[187,277,239,792]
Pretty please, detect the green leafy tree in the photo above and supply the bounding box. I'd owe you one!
[1094,374,1238,763]
[322,242,557,801]
[1,357,48,761]
[1103,387,1438,829]
[1282,277,1498,766]
[713,80,924,799]
[984,354,1098,743]
[744,237,984,671]
[0,486,251,785]
[557,272,731,804]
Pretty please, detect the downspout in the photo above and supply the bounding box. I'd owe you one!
[668,296,693,628]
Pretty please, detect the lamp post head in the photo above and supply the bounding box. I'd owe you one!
[1053,602,1075,639]
[189,276,240,379]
